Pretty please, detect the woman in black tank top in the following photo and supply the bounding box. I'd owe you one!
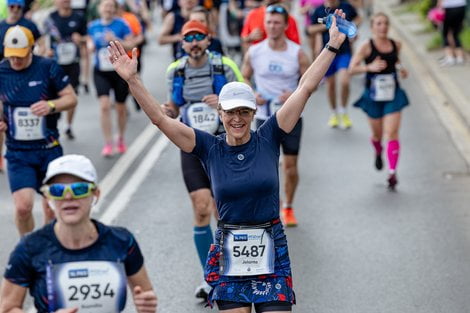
[349,12,410,190]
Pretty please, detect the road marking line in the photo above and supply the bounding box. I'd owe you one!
[100,134,171,224]
[92,123,158,214]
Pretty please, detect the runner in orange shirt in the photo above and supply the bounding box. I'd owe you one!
[241,0,300,51]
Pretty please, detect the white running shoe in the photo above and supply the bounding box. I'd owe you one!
[194,280,211,300]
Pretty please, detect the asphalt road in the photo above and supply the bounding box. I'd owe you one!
[1,18,470,313]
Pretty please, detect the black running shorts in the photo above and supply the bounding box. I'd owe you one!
[93,69,129,103]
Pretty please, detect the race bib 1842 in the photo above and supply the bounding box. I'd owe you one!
[185,102,220,134]
[46,261,127,313]
[221,228,275,276]
[11,107,46,141]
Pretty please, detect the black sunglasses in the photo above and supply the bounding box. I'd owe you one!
[8,4,23,9]
[183,33,207,43]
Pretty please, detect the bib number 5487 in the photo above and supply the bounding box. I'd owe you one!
[233,245,266,258]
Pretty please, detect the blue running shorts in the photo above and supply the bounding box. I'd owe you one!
[5,146,63,193]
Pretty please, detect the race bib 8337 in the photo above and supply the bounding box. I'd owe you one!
[10,107,46,141]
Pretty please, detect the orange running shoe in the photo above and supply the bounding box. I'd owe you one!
[281,207,298,227]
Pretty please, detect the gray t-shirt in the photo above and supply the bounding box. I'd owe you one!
[166,57,240,105]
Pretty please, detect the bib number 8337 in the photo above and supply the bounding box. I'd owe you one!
[233,245,266,258]
[68,283,115,301]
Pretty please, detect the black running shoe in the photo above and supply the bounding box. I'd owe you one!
[387,173,398,190]
[375,154,383,170]
[65,128,75,140]
[83,83,89,94]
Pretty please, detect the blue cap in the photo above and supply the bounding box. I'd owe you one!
[7,0,25,7]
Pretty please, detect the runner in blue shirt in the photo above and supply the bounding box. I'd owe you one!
[0,154,158,313]
[87,0,139,157]
[44,0,88,140]
[0,0,41,172]
[108,9,346,312]
[0,26,77,236]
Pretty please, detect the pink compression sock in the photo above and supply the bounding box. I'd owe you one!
[371,139,382,155]
[387,140,400,172]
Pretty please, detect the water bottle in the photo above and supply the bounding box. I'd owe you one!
[318,14,357,38]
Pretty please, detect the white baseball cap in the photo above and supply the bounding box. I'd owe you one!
[219,82,257,111]
[4,26,34,58]
[43,154,98,184]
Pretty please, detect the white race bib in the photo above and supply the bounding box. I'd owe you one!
[11,107,46,141]
[268,99,282,116]
[221,228,275,276]
[98,48,114,72]
[71,0,86,9]
[186,102,220,134]
[57,42,78,65]
[47,261,127,313]
[371,74,396,102]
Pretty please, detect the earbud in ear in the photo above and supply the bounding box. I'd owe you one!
[92,196,98,206]
[48,200,56,211]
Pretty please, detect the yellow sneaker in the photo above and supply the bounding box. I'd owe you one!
[281,207,298,227]
[327,114,339,128]
[341,113,353,129]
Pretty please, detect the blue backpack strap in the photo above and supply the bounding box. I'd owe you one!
[171,56,188,106]
[209,52,227,95]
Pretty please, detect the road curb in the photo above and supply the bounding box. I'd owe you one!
[375,1,470,130]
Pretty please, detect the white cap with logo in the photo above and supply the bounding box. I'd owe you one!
[219,82,257,111]
[43,154,98,184]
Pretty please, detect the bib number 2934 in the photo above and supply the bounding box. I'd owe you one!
[222,228,275,276]
[47,261,127,313]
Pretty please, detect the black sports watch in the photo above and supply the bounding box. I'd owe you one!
[325,44,340,54]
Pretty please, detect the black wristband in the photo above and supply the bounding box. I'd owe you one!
[325,44,340,54]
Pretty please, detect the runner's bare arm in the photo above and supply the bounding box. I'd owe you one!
[277,10,346,133]
[128,267,157,313]
[158,13,182,45]
[348,41,370,75]
[241,50,253,85]
[108,41,196,153]
[30,85,77,117]
[0,279,27,313]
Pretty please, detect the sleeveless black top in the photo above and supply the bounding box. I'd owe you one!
[365,39,399,87]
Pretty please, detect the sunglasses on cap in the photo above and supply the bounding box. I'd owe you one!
[266,5,288,14]
[183,33,207,43]
[42,182,96,200]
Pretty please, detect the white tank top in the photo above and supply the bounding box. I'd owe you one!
[442,0,466,8]
[249,39,301,120]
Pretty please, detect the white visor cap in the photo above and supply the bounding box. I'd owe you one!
[43,154,98,184]
[219,82,257,111]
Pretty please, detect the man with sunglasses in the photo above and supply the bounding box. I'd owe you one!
[242,4,310,227]
[0,0,40,59]
[164,19,243,300]
[0,25,77,236]
[240,0,300,51]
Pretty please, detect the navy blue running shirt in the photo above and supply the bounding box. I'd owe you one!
[0,55,70,150]
[4,220,144,313]
[43,11,87,65]
[192,114,287,224]
[311,1,358,55]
